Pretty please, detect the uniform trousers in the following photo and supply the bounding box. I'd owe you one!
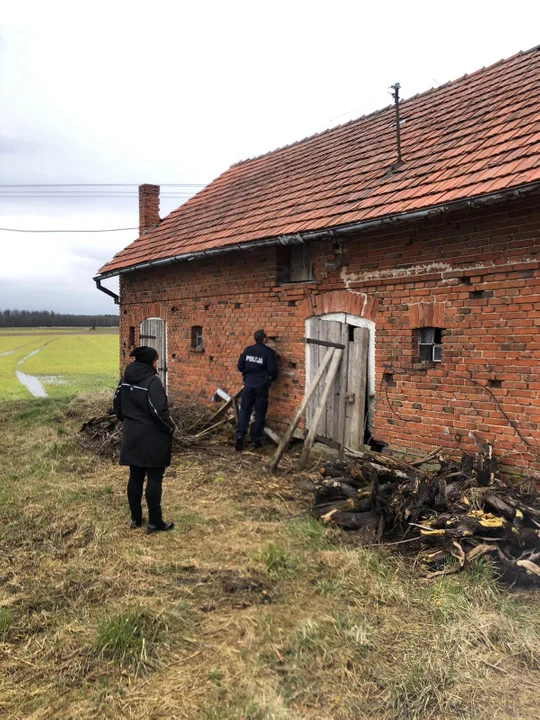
[235,381,269,443]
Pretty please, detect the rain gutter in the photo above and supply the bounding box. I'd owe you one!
[94,182,540,283]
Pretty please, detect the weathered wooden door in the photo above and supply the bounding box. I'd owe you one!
[306,318,369,451]
[139,317,167,387]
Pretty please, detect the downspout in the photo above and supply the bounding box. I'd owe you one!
[95,277,119,304]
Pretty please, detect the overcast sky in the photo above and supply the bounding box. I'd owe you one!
[1,1,539,314]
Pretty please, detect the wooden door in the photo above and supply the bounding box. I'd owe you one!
[344,326,369,451]
[306,318,368,450]
[139,317,167,387]
[306,318,343,441]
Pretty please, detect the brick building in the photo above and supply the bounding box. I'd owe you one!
[97,47,540,476]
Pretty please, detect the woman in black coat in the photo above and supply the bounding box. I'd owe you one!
[113,346,175,533]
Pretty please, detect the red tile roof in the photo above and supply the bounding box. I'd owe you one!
[99,46,540,276]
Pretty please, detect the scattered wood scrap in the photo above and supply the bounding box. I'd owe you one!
[80,392,281,459]
[80,403,223,459]
[311,444,540,585]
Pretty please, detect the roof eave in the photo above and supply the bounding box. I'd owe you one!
[95,181,540,281]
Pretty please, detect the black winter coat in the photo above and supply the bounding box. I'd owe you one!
[113,362,174,467]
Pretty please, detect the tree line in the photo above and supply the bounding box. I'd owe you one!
[0,310,119,328]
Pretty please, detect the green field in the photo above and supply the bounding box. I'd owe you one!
[0,328,119,401]
[0,326,119,335]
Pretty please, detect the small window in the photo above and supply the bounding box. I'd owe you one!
[418,327,442,362]
[276,244,313,283]
[128,326,135,346]
[191,325,203,350]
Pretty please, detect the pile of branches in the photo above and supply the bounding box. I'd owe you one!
[312,444,540,585]
[79,413,121,460]
[79,403,226,459]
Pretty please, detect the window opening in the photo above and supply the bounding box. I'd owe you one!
[276,244,313,283]
[191,325,203,350]
[418,327,442,363]
[128,326,135,346]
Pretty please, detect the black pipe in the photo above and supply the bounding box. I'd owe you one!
[95,277,119,304]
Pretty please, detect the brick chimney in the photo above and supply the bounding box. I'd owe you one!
[138,184,160,235]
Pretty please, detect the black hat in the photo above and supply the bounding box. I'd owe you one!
[129,346,158,366]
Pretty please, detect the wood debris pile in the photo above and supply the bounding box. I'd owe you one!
[79,413,120,459]
[79,403,223,460]
[312,444,540,585]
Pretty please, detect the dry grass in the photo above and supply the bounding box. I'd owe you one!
[1,394,539,719]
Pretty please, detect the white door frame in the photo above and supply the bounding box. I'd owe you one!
[140,316,168,391]
[305,312,376,433]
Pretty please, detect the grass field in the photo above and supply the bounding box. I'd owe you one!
[0,327,119,335]
[0,328,119,401]
[0,393,539,719]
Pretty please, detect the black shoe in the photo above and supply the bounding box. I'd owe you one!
[130,519,143,529]
[251,441,262,449]
[146,521,174,535]
[235,437,244,452]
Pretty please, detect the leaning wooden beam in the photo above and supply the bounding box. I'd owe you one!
[269,347,336,473]
[297,348,344,471]
[209,388,242,424]
[214,387,281,446]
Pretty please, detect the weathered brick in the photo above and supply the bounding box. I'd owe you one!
[117,196,540,476]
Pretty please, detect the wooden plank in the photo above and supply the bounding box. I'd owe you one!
[344,329,355,449]
[318,319,330,439]
[306,317,321,432]
[208,388,243,424]
[269,347,335,473]
[305,319,313,431]
[324,321,342,441]
[338,322,350,458]
[297,348,343,470]
[347,328,369,451]
[290,244,313,282]
[306,338,345,349]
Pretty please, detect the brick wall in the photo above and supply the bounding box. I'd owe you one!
[118,195,540,477]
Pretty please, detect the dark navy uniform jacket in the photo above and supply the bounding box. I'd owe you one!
[238,342,278,385]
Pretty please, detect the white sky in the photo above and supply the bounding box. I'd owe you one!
[1,0,539,314]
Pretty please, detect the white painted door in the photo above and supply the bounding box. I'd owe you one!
[139,317,167,387]
[306,318,368,450]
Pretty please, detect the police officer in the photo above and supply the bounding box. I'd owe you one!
[235,329,278,451]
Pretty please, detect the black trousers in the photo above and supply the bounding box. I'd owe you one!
[127,466,165,526]
[235,382,269,443]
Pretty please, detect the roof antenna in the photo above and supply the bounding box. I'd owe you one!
[390,82,403,165]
